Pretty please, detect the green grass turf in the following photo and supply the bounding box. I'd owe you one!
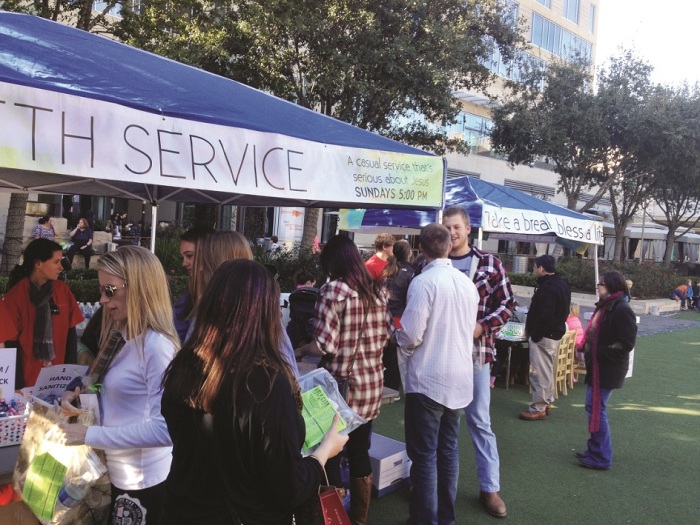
[369,328,700,524]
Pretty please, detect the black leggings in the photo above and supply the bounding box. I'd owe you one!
[325,421,373,486]
[66,244,92,269]
[111,481,166,525]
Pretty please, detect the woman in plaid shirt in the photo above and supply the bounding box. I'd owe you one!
[299,235,393,525]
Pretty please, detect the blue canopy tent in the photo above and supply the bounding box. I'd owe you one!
[340,175,604,248]
[0,13,445,249]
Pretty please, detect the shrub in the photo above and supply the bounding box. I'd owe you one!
[254,244,322,292]
[65,279,101,303]
[506,257,686,299]
[155,230,187,276]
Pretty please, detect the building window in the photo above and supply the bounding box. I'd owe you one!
[563,0,580,24]
[444,112,494,152]
[531,13,592,60]
[589,4,596,33]
[535,0,552,7]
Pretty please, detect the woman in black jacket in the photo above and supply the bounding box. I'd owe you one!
[577,270,637,470]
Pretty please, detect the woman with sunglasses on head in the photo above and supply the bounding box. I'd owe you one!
[161,260,347,524]
[296,235,393,525]
[60,246,179,524]
[2,238,83,388]
[577,271,637,470]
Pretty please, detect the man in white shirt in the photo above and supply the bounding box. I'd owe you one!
[396,223,479,525]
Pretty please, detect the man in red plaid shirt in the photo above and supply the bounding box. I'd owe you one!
[443,206,514,519]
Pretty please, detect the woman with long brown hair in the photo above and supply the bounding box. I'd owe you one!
[161,260,347,524]
[381,239,414,391]
[297,235,393,525]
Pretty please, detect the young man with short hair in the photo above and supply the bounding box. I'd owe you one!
[442,206,513,519]
[365,232,396,281]
[520,254,571,421]
[397,223,479,525]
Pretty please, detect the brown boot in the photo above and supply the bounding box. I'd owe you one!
[349,474,373,525]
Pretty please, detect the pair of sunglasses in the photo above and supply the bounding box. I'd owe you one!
[99,283,127,298]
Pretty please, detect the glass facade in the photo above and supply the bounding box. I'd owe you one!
[531,12,592,60]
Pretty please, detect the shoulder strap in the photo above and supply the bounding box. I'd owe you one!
[346,306,370,379]
[468,252,479,281]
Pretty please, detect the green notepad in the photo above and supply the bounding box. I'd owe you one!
[22,451,67,521]
[302,386,347,450]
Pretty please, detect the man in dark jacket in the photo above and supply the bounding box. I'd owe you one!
[520,255,571,421]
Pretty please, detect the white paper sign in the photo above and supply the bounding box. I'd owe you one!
[0,348,17,400]
[31,364,88,403]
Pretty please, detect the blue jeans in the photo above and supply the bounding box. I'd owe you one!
[405,393,462,525]
[464,364,500,492]
[584,385,614,468]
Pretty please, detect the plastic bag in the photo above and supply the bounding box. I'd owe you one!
[13,402,111,525]
[298,369,366,455]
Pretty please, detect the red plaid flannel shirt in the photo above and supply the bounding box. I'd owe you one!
[452,246,514,364]
[312,279,393,421]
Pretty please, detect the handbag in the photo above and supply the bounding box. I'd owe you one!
[294,468,351,525]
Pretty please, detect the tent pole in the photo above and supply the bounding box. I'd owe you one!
[594,247,600,299]
[478,227,483,250]
[150,203,158,253]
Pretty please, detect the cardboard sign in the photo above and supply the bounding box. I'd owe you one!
[0,348,17,400]
[26,365,88,406]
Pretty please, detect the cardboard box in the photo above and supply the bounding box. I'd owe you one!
[369,434,411,498]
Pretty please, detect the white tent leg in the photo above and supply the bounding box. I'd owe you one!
[150,204,158,253]
[594,248,600,299]
[478,227,483,250]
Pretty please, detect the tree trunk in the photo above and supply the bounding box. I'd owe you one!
[663,227,677,262]
[612,223,629,262]
[0,193,29,276]
[300,208,320,251]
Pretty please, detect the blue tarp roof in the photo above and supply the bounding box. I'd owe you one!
[0,12,425,155]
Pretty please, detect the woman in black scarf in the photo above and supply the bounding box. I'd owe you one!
[577,270,637,470]
[3,239,83,387]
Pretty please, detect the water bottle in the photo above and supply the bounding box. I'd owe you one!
[55,473,91,512]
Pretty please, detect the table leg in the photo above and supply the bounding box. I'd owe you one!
[506,345,512,390]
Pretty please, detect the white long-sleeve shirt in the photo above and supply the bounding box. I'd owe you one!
[85,330,176,490]
[396,258,479,410]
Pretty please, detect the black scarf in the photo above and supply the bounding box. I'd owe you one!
[29,280,55,362]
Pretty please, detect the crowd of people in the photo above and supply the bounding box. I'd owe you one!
[0,213,639,524]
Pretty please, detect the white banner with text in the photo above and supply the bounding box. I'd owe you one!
[0,81,444,207]
[482,205,604,244]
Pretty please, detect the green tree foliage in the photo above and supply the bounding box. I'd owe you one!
[0,0,121,31]
[644,84,700,261]
[491,50,658,261]
[114,0,525,155]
